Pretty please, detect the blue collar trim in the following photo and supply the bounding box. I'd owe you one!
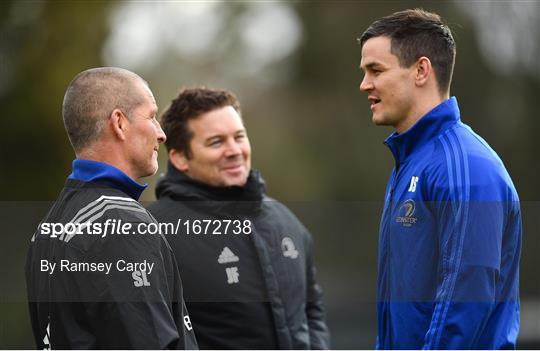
[384,97,461,164]
[68,159,147,200]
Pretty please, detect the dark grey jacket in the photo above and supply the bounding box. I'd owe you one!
[147,164,330,349]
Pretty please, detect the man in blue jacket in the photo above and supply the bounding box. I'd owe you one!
[358,9,522,349]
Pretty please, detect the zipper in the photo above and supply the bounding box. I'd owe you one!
[381,162,400,347]
[385,161,399,301]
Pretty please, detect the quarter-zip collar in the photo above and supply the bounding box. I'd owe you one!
[384,97,460,165]
[68,159,147,200]
[155,161,266,216]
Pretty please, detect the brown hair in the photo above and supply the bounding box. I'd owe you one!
[359,9,456,96]
[160,87,241,158]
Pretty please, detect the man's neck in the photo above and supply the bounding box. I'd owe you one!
[395,92,449,134]
[77,145,136,181]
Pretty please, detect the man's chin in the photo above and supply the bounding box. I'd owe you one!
[218,167,249,186]
[138,164,159,179]
[222,174,249,187]
[372,115,391,126]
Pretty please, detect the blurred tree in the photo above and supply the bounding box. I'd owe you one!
[1,1,111,347]
[0,1,111,200]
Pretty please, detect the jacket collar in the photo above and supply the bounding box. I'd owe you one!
[68,159,147,200]
[156,161,265,202]
[384,97,460,164]
[155,162,266,215]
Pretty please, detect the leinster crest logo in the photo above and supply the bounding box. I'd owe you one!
[396,199,418,227]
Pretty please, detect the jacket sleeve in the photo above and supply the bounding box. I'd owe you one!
[421,156,517,349]
[305,234,331,349]
[76,219,183,349]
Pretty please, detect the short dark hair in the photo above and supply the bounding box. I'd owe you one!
[160,87,241,158]
[359,9,456,95]
[62,67,147,153]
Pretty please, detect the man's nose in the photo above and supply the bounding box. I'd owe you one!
[224,139,242,157]
[156,121,167,144]
[359,74,373,92]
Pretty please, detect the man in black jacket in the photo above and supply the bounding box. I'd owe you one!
[147,87,330,349]
[25,67,198,349]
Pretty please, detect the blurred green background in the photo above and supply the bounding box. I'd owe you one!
[1,0,538,348]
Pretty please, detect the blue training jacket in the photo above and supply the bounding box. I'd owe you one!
[376,97,522,349]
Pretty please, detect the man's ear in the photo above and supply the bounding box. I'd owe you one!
[169,149,189,172]
[415,56,432,87]
[109,108,128,141]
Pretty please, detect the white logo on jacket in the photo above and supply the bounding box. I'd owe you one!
[218,246,239,264]
[408,176,419,192]
[282,237,299,259]
[183,315,193,331]
[225,267,240,284]
[43,323,50,350]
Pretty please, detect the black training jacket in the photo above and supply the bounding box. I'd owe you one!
[147,164,330,349]
[26,179,198,349]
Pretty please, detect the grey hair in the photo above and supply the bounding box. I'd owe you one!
[62,67,148,153]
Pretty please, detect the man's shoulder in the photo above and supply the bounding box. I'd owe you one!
[35,181,156,251]
[146,195,177,211]
[62,180,150,221]
[260,196,312,237]
[261,195,294,218]
[146,195,195,222]
[435,122,504,167]
[421,124,518,201]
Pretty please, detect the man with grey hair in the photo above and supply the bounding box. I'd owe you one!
[25,67,198,349]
